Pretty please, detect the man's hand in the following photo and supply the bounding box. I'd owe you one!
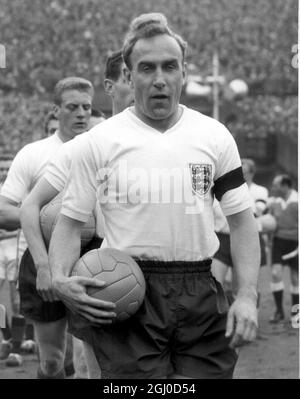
[36,267,59,302]
[225,294,258,348]
[52,275,117,325]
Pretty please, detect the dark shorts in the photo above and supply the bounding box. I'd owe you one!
[272,237,298,270]
[19,236,103,323]
[214,232,266,267]
[68,259,238,379]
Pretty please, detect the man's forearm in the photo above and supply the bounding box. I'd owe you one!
[20,203,49,270]
[228,209,260,303]
[49,214,82,282]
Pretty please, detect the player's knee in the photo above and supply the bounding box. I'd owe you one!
[41,357,64,376]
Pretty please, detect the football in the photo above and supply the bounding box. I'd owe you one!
[72,248,146,322]
[40,193,96,247]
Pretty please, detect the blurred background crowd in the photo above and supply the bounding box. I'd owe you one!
[0,0,298,185]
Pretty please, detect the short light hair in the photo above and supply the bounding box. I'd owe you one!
[241,158,256,175]
[104,50,124,81]
[53,77,94,105]
[123,13,187,70]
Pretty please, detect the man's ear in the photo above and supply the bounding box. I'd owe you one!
[123,66,134,89]
[104,79,114,95]
[53,104,60,118]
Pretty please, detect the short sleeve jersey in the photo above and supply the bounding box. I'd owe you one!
[0,133,63,203]
[44,140,105,238]
[61,106,251,261]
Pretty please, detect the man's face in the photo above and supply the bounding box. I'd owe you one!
[0,160,12,182]
[46,118,59,136]
[127,34,186,127]
[56,89,92,140]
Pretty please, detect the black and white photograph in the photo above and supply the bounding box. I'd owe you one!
[0,0,298,381]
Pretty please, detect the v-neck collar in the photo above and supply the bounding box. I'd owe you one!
[126,105,186,135]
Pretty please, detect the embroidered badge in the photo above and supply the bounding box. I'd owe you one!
[189,163,212,195]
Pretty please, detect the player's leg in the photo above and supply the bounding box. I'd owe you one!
[82,341,101,379]
[18,248,71,378]
[72,235,103,379]
[72,336,88,379]
[21,322,36,353]
[290,266,299,322]
[0,274,13,360]
[270,262,285,322]
[64,333,75,377]
[269,237,285,323]
[5,265,26,367]
[34,318,67,378]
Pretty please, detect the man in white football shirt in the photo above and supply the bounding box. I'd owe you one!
[49,14,260,379]
[0,77,94,378]
[20,50,133,378]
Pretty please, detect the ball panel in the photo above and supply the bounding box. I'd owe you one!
[87,274,138,303]
[72,258,93,278]
[72,248,146,322]
[40,193,95,246]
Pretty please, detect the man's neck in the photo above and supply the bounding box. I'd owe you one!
[57,129,71,143]
[133,106,183,133]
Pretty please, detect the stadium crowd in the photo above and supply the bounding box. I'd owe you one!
[0,0,297,155]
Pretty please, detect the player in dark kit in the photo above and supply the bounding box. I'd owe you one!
[49,13,260,379]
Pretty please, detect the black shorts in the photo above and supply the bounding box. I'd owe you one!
[19,236,103,323]
[214,233,266,267]
[272,237,298,270]
[68,259,238,379]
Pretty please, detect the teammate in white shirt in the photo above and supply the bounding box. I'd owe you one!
[49,13,260,379]
[20,50,133,378]
[0,77,94,378]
